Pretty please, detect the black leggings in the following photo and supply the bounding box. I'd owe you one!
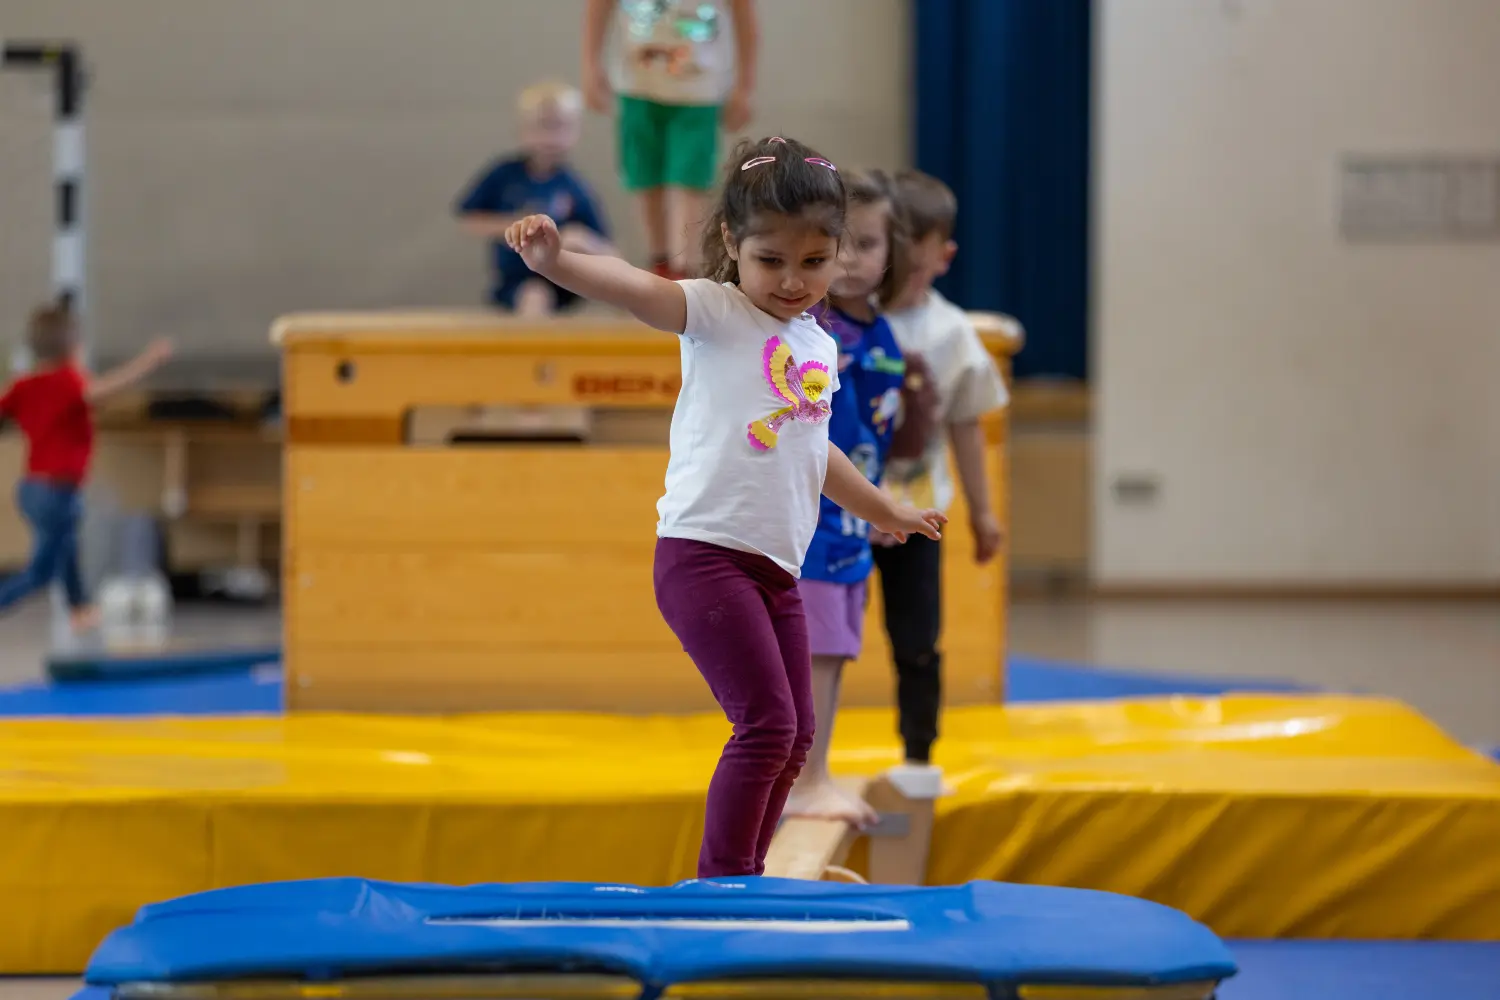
[872,535,943,763]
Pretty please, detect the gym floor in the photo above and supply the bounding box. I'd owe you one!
[7,597,1492,741]
[0,596,1495,998]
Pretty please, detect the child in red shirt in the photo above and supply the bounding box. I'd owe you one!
[0,303,172,629]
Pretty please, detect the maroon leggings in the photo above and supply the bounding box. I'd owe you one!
[653,537,814,877]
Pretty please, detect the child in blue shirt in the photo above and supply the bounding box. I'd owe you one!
[456,82,614,315]
[785,169,915,826]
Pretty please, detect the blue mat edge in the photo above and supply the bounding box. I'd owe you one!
[45,645,281,681]
[69,940,1500,1000]
[3,654,1315,719]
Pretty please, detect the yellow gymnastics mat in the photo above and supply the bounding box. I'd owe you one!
[1,694,1498,972]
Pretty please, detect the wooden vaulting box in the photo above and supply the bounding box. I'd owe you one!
[273,311,1020,713]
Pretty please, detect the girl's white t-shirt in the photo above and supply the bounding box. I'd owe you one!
[657,279,840,578]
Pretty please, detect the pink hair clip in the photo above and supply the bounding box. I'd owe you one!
[740,154,840,172]
[769,136,787,144]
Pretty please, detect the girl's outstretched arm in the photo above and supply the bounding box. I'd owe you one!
[823,443,946,543]
[506,214,686,334]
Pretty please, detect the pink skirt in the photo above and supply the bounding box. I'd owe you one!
[798,578,869,660]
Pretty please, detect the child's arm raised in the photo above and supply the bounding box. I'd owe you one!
[507,214,686,334]
[85,338,174,403]
[823,443,946,544]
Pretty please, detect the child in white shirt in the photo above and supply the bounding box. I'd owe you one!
[504,135,944,878]
[877,170,1010,766]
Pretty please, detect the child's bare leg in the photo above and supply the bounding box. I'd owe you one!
[665,186,708,276]
[636,187,669,268]
[784,655,878,827]
[514,279,557,317]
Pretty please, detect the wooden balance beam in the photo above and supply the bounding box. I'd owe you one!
[764,765,944,884]
[272,310,1021,714]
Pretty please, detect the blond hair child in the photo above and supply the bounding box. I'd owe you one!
[456,81,615,316]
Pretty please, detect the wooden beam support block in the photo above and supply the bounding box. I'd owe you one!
[763,767,943,884]
[864,765,943,886]
[764,778,872,882]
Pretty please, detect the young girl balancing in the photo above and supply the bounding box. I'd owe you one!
[505,135,945,878]
[784,168,913,827]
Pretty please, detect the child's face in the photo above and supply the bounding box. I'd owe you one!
[907,232,956,290]
[519,105,580,166]
[727,219,840,322]
[829,199,891,303]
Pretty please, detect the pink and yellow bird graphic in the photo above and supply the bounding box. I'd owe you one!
[747,336,833,451]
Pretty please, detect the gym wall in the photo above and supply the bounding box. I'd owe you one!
[1093,0,1500,587]
[1,0,910,361]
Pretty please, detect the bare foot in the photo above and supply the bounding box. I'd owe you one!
[69,606,100,632]
[842,785,880,829]
[784,780,878,829]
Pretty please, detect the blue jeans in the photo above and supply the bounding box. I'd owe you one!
[0,478,86,611]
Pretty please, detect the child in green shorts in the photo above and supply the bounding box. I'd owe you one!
[582,0,759,279]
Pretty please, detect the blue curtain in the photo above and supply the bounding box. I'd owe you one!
[912,0,1092,381]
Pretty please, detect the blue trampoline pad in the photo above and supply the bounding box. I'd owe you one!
[84,877,1235,996]
[1221,941,1500,1000]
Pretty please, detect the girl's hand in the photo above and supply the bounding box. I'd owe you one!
[505,215,562,272]
[871,503,946,544]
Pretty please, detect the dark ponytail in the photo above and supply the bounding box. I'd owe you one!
[699,135,848,283]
